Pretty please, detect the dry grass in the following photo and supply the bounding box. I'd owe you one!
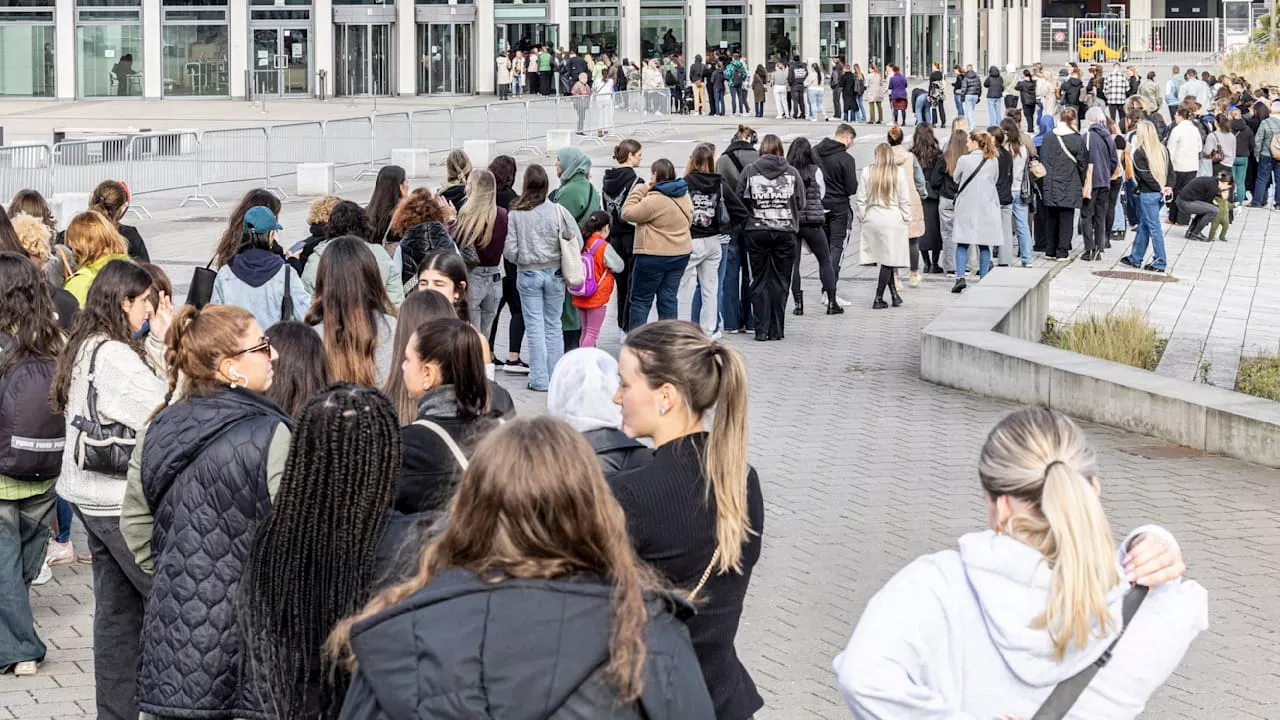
[1219,43,1280,87]
[1236,352,1280,401]
[1042,309,1166,371]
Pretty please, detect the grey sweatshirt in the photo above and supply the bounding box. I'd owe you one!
[504,200,567,272]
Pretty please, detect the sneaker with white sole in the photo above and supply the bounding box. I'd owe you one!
[46,540,73,566]
[502,359,530,374]
[13,661,37,676]
[32,560,52,586]
[835,295,852,307]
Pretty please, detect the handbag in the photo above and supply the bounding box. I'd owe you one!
[555,205,586,287]
[186,260,216,309]
[1030,585,1148,719]
[280,264,295,321]
[69,341,138,477]
[1028,155,1047,179]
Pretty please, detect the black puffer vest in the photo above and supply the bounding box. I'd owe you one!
[136,388,291,720]
[799,165,826,226]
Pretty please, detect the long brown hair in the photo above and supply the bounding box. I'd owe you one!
[513,164,550,211]
[945,129,969,175]
[7,189,56,231]
[304,236,396,387]
[382,290,458,425]
[622,321,751,573]
[327,417,664,703]
[213,189,282,267]
[911,123,941,171]
[164,304,255,402]
[684,143,717,175]
[88,180,129,226]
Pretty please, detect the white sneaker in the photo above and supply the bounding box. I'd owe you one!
[835,295,853,307]
[46,540,73,566]
[32,560,52,586]
[13,661,37,676]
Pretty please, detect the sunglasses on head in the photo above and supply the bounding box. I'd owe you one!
[232,337,272,358]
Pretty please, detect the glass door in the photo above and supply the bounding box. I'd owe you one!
[335,23,393,96]
[281,28,309,94]
[252,28,280,94]
[251,26,310,96]
[419,23,474,94]
[820,19,847,67]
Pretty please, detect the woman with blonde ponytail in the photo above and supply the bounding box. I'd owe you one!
[834,407,1207,719]
[610,319,764,720]
[119,304,295,720]
[327,417,713,718]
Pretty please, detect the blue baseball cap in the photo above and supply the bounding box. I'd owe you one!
[244,206,283,233]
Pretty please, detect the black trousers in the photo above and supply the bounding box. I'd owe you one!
[790,85,806,118]
[1082,185,1111,253]
[932,100,947,127]
[77,508,152,720]
[832,88,843,120]
[1169,170,1197,223]
[792,223,837,301]
[823,205,851,284]
[1023,104,1037,133]
[540,70,554,95]
[1108,103,1126,132]
[747,229,798,341]
[489,259,526,359]
[611,233,635,331]
[1044,206,1076,258]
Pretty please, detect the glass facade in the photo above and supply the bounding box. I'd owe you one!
[706,4,746,58]
[819,9,848,67]
[162,1,229,96]
[418,23,473,93]
[335,23,393,95]
[640,4,684,60]
[765,4,799,65]
[910,14,943,76]
[76,1,143,98]
[947,0,962,70]
[0,2,56,97]
[570,6,618,59]
[868,15,903,70]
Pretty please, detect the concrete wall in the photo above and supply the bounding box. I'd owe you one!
[920,268,1280,469]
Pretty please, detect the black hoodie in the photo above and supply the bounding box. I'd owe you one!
[601,166,643,253]
[685,171,749,238]
[814,137,858,207]
[738,154,806,234]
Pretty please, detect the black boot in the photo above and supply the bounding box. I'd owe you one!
[825,291,845,315]
[889,284,903,307]
[793,292,804,316]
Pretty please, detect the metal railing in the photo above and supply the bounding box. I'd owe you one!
[1040,17,1223,62]
[0,91,673,212]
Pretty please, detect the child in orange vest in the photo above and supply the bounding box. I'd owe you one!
[574,211,624,347]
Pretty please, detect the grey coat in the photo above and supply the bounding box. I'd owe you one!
[951,151,1002,249]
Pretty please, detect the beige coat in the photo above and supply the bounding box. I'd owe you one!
[865,71,885,102]
[891,146,925,239]
[856,165,913,268]
[622,184,694,256]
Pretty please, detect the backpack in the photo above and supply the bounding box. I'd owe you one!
[729,62,747,87]
[0,336,65,482]
[567,237,605,298]
[603,178,638,232]
[1269,124,1280,160]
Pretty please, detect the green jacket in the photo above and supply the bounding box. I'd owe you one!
[301,239,405,308]
[538,51,552,72]
[64,254,130,307]
[556,174,600,332]
[728,60,747,88]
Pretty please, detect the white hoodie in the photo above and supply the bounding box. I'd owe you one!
[833,526,1207,719]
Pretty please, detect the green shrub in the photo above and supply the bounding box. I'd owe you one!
[1236,353,1280,401]
[1042,309,1165,371]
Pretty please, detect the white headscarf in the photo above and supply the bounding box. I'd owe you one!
[547,348,623,433]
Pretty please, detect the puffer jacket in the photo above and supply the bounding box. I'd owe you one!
[985,67,1003,99]
[131,388,292,720]
[797,165,826,226]
[398,221,471,288]
[338,568,716,720]
[962,69,982,98]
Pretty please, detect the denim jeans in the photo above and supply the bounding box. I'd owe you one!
[963,95,979,126]
[0,488,55,665]
[987,97,1002,126]
[55,495,72,543]
[955,244,992,279]
[807,87,824,119]
[516,267,566,391]
[954,93,964,119]
[691,237,730,335]
[680,236,724,336]
[1252,155,1280,207]
[915,92,930,125]
[1128,192,1167,270]
[628,253,690,330]
[720,233,754,332]
[713,86,725,115]
[1011,191,1032,264]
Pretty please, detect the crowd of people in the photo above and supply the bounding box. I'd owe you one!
[0,56,1222,720]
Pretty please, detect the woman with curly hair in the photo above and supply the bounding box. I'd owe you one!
[302,201,404,307]
[391,188,476,294]
[287,194,341,274]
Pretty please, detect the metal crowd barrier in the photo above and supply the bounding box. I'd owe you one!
[0,92,676,210]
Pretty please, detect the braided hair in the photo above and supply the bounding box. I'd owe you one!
[244,383,401,720]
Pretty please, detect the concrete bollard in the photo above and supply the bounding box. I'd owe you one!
[546,129,573,153]
[391,148,430,178]
[462,139,495,167]
[297,163,335,196]
[51,193,89,232]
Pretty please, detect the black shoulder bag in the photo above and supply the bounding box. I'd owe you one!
[69,341,139,477]
[1030,585,1149,720]
[186,260,216,309]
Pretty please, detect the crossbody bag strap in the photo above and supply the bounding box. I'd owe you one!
[688,548,721,601]
[1030,585,1149,720]
[84,339,108,423]
[1055,134,1077,164]
[412,419,469,470]
[955,157,989,198]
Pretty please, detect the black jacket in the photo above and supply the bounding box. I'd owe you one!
[814,137,858,208]
[1039,130,1089,209]
[1132,146,1170,194]
[690,60,706,84]
[685,171,749,238]
[584,427,652,476]
[1179,176,1221,205]
[566,55,589,81]
[287,222,329,274]
[601,166,643,253]
[137,388,291,720]
[396,387,499,515]
[440,183,467,211]
[120,224,150,263]
[738,154,806,234]
[399,221,472,286]
[1233,118,1255,159]
[924,152,951,200]
[610,433,765,720]
[995,147,1014,205]
[797,164,826,225]
[1061,77,1083,106]
[985,67,1003,98]
[339,569,715,720]
[1016,78,1037,106]
[961,69,982,98]
[787,61,808,88]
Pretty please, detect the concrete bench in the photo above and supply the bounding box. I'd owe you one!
[392,148,430,178]
[546,129,573,153]
[297,163,335,196]
[462,139,495,167]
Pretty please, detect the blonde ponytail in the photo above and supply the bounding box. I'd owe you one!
[979,407,1119,660]
[707,342,750,573]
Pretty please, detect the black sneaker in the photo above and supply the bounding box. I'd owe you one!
[1119,256,1137,268]
[1142,263,1165,273]
[503,359,531,374]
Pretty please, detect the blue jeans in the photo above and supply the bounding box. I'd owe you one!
[0,488,55,665]
[55,496,72,543]
[734,86,748,113]
[628,253,690,330]
[915,92,930,125]
[712,86,725,115]
[1252,155,1280,207]
[963,95,979,126]
[955,244,992,279]
[692,241,729,334]
[954,93,964,118]
[1011,191,1031,264]
[807,88,823,118]
[1127,191,1167,270]
[987,97,1002,126]
[720,234,754,332]
[516,268,565,391]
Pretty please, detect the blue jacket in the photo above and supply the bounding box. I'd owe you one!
[1085,123,1118,190]
[211,248,311,330]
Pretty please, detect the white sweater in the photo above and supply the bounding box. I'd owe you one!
[834,526,1207,720]
[56,335,168,517]
[1167,120,1203,173]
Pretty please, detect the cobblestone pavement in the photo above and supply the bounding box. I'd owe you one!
[1050,199,1280,388]
[7,117,1280,719]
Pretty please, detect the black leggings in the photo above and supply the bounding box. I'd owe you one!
[875,264,896,299]
[920,244,940,269]
[893,108,907,125]
[791,224,836,301]
[488,259,526,359]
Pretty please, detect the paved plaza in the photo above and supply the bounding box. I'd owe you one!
[3,111,1280,719]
